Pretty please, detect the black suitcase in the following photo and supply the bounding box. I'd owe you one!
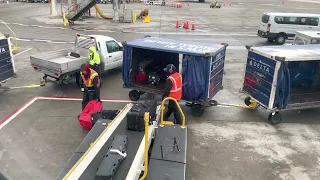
[91,110,120,124]
[142,99,157,121]
[126,112,145,131]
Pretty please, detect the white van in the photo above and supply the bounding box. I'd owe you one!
[258,13,320,45]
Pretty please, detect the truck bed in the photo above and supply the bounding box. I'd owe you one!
[30,48,89,77]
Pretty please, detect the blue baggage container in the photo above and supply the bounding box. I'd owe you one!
[0,38,15,83]
[122,37,227,117]
[241,44,320,124]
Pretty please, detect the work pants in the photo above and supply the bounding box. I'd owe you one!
[82,90,97,110]
[164,99,182,125]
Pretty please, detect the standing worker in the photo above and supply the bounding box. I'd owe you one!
[80,64,101,110]
[162,64,182,125]
[89,46,101,75]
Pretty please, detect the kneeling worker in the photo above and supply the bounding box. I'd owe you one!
[162,64,183,125]
[80,64,101,110]
[89,46,101,75]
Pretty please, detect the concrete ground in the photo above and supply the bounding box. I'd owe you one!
[1,0,320,180]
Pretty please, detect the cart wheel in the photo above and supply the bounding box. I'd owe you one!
[191,104,204,117]
[129,90,140,101]
[268,112,282,125]
[244,96,251,106]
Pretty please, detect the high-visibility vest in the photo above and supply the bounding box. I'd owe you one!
[81,69,100,88]
[168,72,182,100]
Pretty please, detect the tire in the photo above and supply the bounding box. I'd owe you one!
[129,90,140,101]
[191,104,204,117]
[268,112,282,125]
[275,34,286,45]
[244,96,251,106]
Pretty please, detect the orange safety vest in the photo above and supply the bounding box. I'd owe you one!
[167,72,182,100]
[81,69,100,88]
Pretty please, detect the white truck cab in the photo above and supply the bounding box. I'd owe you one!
[293,31,320,45]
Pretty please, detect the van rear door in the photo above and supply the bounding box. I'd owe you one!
[259,14,270,32]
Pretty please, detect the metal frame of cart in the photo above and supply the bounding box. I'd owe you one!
[241,44,320,125]
[122,37,228,117]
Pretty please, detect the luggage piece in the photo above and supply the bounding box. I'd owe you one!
[91,110,120,124]
[126,112,145,131]
[127,100,157,131]
[143,99,157,121]
[78,100,103,130]
[95,135,128,180]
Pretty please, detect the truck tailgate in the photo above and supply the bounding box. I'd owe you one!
[30,49,88,77]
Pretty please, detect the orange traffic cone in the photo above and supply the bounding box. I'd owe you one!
[229,2,232,6]
[191,21,195,30]
[183,19,187,29]
[224,2,225,6]
[186,20,189,29]
[176,19,179,28]
[187,2,189,6]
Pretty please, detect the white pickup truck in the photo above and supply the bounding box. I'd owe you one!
[30,33,123,86]
[292,31,320,45]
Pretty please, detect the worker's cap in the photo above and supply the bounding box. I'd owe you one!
[163,64,176,72]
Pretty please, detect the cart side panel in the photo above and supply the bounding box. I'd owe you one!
[242,51,277,107]
[0,39,14,82]
[209,48,226,99]
[122,45,132,87]
[182,55,211,102]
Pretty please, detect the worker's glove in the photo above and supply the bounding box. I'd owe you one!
[81,88,84,92]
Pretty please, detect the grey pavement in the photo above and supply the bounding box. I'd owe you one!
[1,0,320,180]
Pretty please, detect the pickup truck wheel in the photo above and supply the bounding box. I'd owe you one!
[129,90,140,101]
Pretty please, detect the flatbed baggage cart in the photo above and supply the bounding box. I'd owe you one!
[122,37,228,117]
[241,44,320,125]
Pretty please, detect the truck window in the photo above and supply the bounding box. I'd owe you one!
[275,16,298,25]
[106,41,121,53]
[311,39,320,44]
[261,14,269,23]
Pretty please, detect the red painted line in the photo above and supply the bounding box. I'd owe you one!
[0,96,37,127]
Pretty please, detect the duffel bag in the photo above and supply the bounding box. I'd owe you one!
[126,112,145,131]
[78,100,103,130]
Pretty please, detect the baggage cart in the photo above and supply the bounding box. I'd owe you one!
[122,37,228,117]
[241,44,320,125]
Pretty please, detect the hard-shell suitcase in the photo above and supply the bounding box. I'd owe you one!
[91,110,120,124]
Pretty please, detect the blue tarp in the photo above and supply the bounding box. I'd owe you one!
[0,39,14,82]
[123,37,226,102]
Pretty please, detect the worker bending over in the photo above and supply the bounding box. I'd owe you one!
[89,46,101,75]
[80,64,101,110]
[162,64,182,125]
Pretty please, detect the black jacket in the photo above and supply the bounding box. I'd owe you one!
[80,74,100,99]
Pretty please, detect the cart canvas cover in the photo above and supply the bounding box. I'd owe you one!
[243,44,320,109]
[123,37,226,101]
[0,38,14,82]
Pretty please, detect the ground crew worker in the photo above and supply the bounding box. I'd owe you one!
[80,64,101,110]
[89,46,101,75]
[162,64,182,125]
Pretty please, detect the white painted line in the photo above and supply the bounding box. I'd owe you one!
[32,39,50,42]
[36,96,133,103]
[0,97,37,130]
[16,38,31,42]
[13,47,32,57]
